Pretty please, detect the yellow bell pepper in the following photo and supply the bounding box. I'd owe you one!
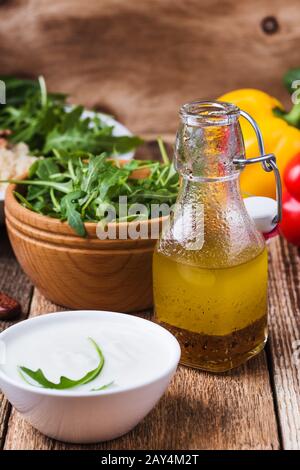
[218,89,300,198]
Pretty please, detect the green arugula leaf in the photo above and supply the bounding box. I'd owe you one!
[157,137,170,165]
[28,160,40,178]
[19,337,105,390]
[61,191,86,236]
[91,381,114,391]
[4,178,73,194]
[43,127,143,155]
[81,154,106,193]
[13,191,34,211]
[36,158,60,180]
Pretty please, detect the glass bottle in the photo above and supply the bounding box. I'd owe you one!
[153,100,276,372]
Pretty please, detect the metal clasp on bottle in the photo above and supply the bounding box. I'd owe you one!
[233,110,282,224]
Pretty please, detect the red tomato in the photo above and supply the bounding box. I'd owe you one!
[279,190,300,246]
[284,153,300,202]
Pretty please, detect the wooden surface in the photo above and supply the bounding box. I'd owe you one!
[0,231,299,450]
[0,0,299,134]
[1,0,299,450]
[268,239,300,449]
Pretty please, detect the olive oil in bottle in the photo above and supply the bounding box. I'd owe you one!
[153,249,268,371]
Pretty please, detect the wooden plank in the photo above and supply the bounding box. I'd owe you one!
[268,237,300,450]
[4,289,279,450]
[0,229,33,448]
[0,395,10,451]
[0,0,299,134]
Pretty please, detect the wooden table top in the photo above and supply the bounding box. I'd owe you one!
[0,228,299,450]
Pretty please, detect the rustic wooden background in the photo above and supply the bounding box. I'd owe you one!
[1,0,300,450]
[0,0,299,135]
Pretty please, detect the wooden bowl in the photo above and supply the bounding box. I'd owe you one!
[5,170,163,312]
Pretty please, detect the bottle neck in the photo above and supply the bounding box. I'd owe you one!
[175,120,245,180]
[177,173,243,208]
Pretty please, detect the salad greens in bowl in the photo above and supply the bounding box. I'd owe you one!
[5,144,179,237]
[0,76,144,223]
[0,76,142,156]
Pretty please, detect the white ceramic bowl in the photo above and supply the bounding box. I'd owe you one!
[0,310,180,444]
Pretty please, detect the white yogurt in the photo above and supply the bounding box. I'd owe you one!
[0,312,175,393]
